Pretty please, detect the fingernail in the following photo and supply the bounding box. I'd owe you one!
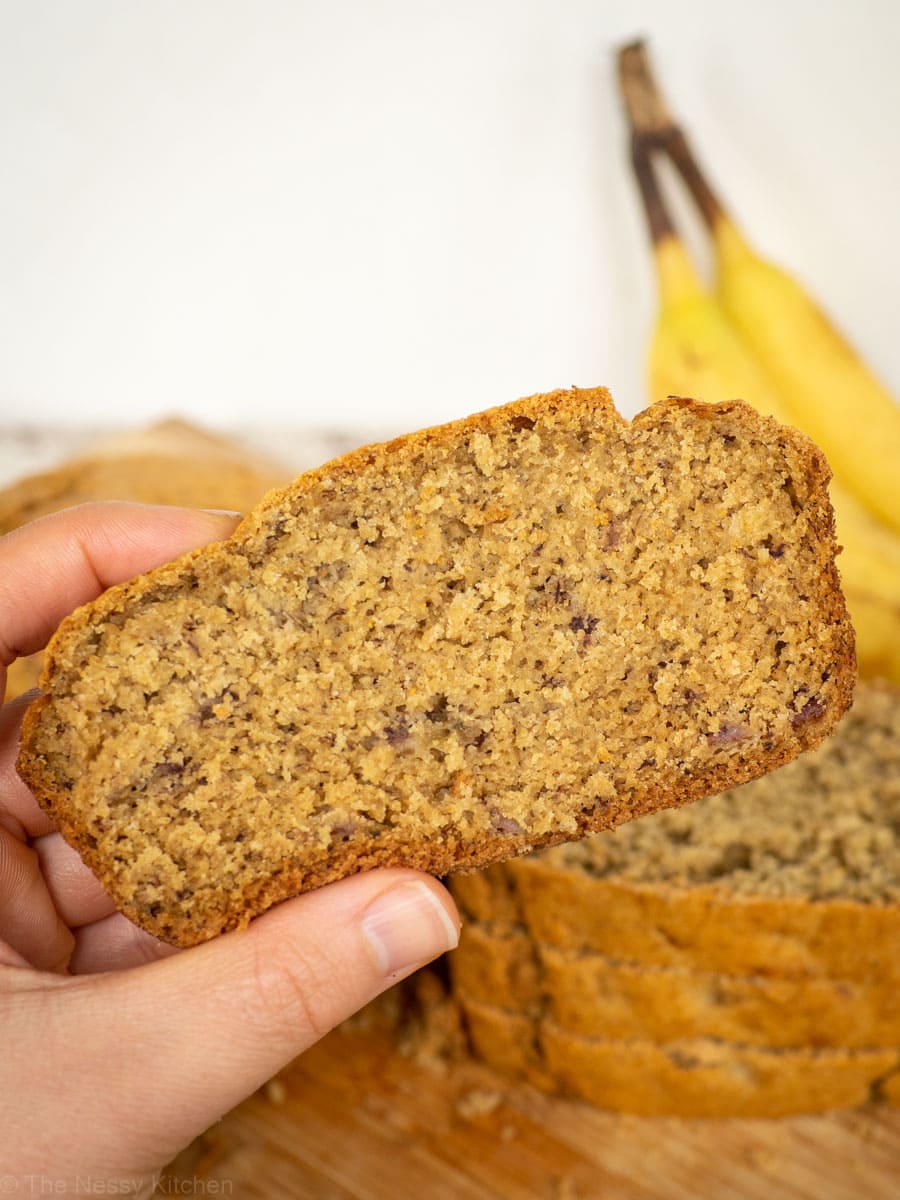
[201,508,243,518]
[361,881,460,978]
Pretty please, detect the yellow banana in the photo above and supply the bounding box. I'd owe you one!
[651,244,900,681]
[628,138,900,679]
[618,40,900,679]
[843,589,900,682]
[709,205,900,535]
[648,237,900,600]
[617,40,900,535]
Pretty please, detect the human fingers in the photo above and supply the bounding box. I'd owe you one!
[69,911,181,974]
[0,934,34,968]
[0,826,74,971]
[0,692,54,840]
[0,502,240,668]
[32,832,116,930]
[4,869,459,1176]
[0,504,240,966]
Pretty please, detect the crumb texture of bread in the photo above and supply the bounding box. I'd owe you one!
[450,687,900,982]
[543,681,900,903]
[17,388,854,946]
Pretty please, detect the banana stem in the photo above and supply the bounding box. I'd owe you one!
[629,130,705,304]
[629,136,676,246]
[616,40,729,233]
[617,40,675,139]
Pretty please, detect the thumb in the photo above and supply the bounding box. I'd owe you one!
[8,869,459,1177]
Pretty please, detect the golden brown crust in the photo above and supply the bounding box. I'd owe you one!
[17,388,855,946]
[880,1070,900,1105]
[461,998,899,1118]
[451,921,900,1049]
[452,862,900,983]
[451,923,542,1013]
[447,682,900,1115]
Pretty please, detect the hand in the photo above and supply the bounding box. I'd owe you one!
[0,502,460,1194]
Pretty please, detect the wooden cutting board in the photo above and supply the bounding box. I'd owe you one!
[162,1020,900,1199]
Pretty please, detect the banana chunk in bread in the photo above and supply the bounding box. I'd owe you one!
[17,387,854,946]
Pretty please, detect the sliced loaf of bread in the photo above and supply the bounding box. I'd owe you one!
[451,684,899,982]
[461,998,900,1118]
[18,388,854,946]
[452,921,900,1049]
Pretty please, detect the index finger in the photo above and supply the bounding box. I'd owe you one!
[0,502,240,668]
[1,503,240,839]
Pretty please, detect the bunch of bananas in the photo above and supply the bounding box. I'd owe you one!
[617,42,900,682]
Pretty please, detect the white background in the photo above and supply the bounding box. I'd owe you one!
[1,0,899,436]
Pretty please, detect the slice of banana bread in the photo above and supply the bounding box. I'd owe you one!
[17,387,854,947]
[461,998,900,1118]
[0,418,288,537]
[452,921,900,1049]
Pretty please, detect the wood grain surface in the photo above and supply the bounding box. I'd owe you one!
[162,1019,900,1199]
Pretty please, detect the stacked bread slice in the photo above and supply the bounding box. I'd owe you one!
[1,420,289,700]
[449,682,900,1116]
